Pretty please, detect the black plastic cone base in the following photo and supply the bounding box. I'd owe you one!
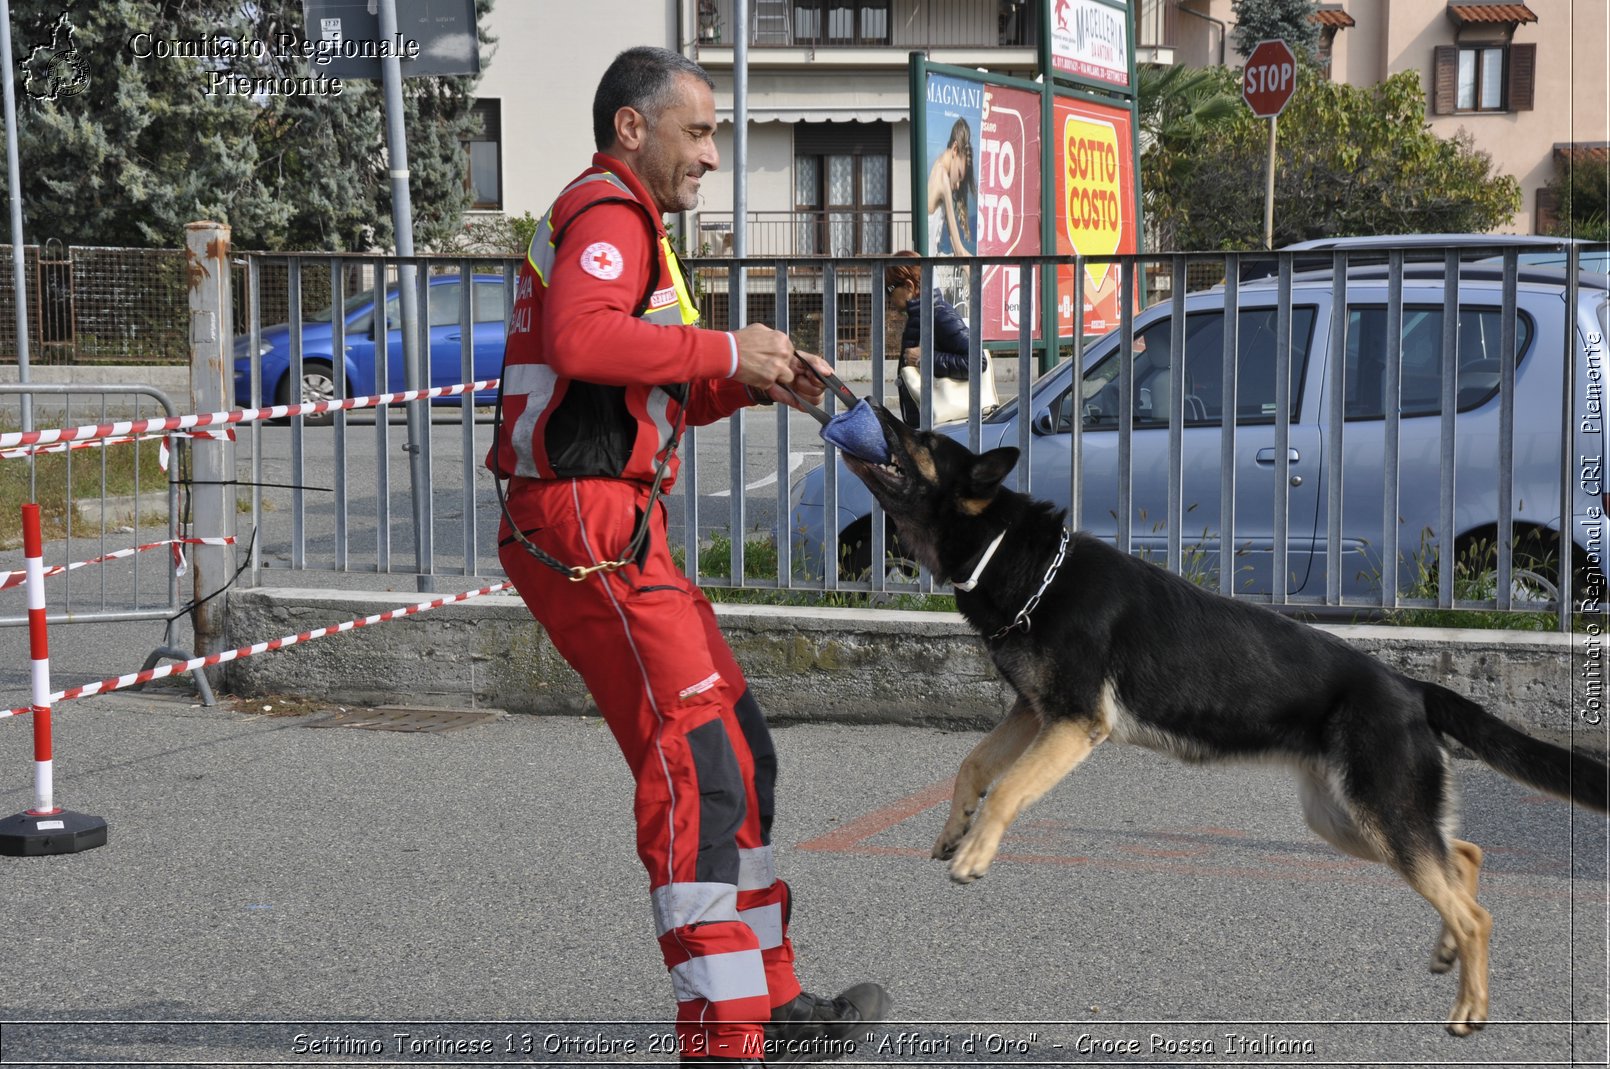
[0,809,108,856]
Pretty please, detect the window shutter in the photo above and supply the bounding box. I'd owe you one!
[1535,186,1560,234]
[1431,46,1458,115]
[794,121,892,157]
[1507,43,1536,111]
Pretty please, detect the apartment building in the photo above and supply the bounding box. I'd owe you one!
[471,1,1606,252]
[1168,0,1607,235]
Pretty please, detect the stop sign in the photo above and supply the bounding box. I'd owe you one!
[1243,39,1297,118]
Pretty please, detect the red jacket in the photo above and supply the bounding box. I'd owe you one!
[487,153,754,488]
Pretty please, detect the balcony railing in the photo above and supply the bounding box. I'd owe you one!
[696,211,914,257]
[696,0,1037,49]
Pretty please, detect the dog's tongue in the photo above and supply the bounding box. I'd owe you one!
[820,399,889,463]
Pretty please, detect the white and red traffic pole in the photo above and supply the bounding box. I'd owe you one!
[23,501,55,815]
[0,503,107,856]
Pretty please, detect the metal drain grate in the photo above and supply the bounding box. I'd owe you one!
[305,706,500,733]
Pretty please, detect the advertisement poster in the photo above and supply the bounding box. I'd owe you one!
[1048,0,1129,91]
[919,72,982,327]
[922,74,1042,341]
[978,84,1042,342]
[1054,93,1138,337]
[921,73,982,259]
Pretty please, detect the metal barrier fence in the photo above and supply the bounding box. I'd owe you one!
[0,383,184,628]
[235,244,1609,631]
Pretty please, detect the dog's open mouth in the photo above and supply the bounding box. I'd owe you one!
[845,450,903,486]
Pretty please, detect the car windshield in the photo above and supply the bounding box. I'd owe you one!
[981,355,1078,425]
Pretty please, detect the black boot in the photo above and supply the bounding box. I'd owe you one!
[763,983,891,1064]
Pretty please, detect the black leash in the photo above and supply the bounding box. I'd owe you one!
[491,371,686,582]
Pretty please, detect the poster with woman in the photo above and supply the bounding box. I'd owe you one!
[922,74,981,259]
[921,71,1042,341]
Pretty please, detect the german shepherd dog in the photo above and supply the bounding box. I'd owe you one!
[840,404,1608,1036]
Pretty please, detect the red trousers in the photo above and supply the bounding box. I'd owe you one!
[500,477,802,1060]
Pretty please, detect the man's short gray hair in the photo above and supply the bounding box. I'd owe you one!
[593,46,714,151]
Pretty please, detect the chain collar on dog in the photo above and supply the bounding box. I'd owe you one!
[985,527,1071,641]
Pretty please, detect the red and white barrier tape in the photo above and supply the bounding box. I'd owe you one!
[0,536,237,592]
[0,580,514,718]
[0,428,234,463]
[0,379,499,451]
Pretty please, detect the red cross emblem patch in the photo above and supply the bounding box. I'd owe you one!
[580,241,624,281]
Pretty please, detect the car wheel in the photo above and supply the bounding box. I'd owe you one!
[839,515,920,584]
[1452,528,1581,607]
[276,359,338,427]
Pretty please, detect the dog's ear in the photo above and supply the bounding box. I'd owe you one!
[968,447,1019,496]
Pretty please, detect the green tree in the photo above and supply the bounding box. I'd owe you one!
[1136,63,1245,250]
[4,2,273,247]
[1541,154,1609,242]
[3,0,495,251]
[1145,64,1520,251]
[1230,0,1321,61]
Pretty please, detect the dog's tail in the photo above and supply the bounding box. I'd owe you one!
[1423,682,1608,812]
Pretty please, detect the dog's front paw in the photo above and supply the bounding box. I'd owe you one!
[932,810,974,861]
[947,827,1000,884]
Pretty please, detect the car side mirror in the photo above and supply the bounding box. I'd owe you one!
[1032,409,1057,436]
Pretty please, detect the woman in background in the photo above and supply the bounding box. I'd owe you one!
[884,251,985,427]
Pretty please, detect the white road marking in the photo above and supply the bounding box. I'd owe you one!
[709,451,819,498]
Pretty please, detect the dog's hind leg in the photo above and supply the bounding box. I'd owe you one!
[948,715,1107,884]
[1297,763,1490,1033]
[1397,842,1492,1035]
[1429,839,1483,975]
[934,696,1040,861]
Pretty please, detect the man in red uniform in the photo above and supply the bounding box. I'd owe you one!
[489,46,889,1065]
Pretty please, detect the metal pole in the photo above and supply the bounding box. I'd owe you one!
[1263,114,1277,250]
[733,0,748,323]
[377,0,433,588]
[1,0,32,431]
[184,222,238,669]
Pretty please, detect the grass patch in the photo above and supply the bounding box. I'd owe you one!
[1382,534,1566,632]
[0,432,170,547]
[679,533,957,611]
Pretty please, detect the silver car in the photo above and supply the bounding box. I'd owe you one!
[789,258,1610,605]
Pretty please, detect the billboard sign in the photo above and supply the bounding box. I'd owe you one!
[1054,92,1138,336]
[920,72,1044,342]
[1048,0,1130,92]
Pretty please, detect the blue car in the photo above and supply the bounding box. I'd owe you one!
[233,274,510,425]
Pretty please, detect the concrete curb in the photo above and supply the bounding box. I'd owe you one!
[223,587,1604,752]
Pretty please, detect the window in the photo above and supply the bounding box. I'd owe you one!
[425,280,509,327]
[794,122,892,256]
[1343,305,1532,420]
[463,100,502,210]
[1066,307,1318,430]
[792,0,889,45]
[1432,44,1534,115]
[1456,47,1504,110]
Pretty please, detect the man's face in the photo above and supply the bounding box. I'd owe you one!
[634,73,719,213]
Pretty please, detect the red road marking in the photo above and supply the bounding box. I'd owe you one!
[793,778,1605,904]
[797,778,954,852]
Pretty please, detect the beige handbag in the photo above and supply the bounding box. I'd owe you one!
[900,363,999,424]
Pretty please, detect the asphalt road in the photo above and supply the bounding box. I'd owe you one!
[0,693,1604,1067]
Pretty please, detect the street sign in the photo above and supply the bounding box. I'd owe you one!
[1242,39,1297,118]
[301,0,480,79]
